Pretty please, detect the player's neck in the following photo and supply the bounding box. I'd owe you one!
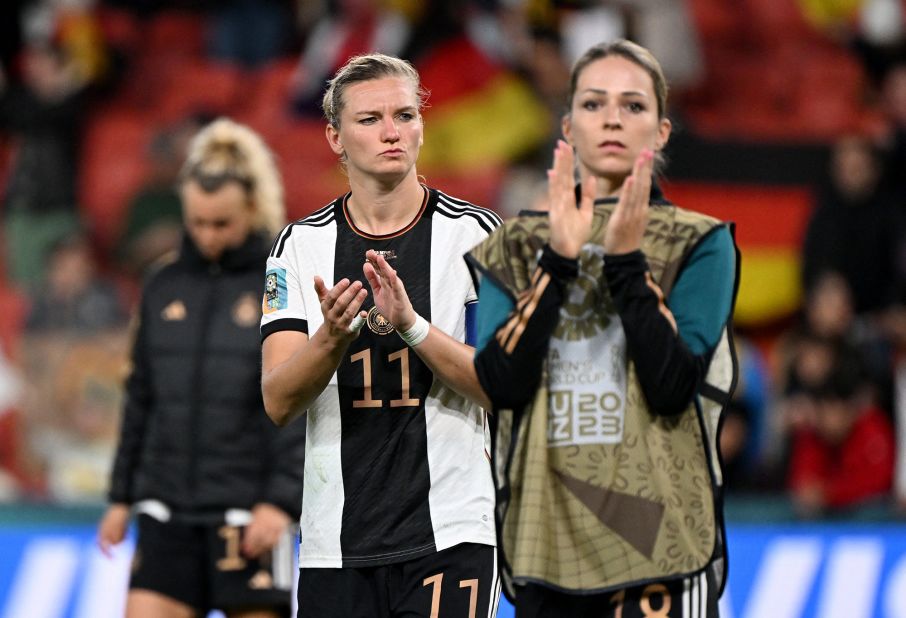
[346,171,425,235]
[581,168,624,199]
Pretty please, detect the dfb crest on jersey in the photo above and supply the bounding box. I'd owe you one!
[366,306,395,335]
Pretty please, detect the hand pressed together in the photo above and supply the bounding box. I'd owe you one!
[363,249,417,331]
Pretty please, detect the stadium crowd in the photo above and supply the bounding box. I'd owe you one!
[1,0,906,526]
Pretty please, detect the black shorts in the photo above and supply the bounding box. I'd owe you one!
[297,542,500,618]
[130,514,295,615]
[513,570,719,618]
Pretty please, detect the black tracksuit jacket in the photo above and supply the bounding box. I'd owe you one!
[108,232,305,520]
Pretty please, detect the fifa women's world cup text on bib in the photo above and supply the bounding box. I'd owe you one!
[547,244,626,447]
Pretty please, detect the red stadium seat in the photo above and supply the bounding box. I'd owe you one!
[687,0,745,43]
[0,283,28,357]
[143,10,206,61]
[155,59,243,123]
[95,5,142,55]
[79,112,155,249]
[236,57,301,136]
[265,120,348,220]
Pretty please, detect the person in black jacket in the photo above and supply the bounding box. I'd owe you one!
[97,118,305,618]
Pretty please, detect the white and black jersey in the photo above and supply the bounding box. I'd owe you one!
[261,186,501,569]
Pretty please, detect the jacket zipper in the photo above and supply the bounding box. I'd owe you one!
[188,263,221,503]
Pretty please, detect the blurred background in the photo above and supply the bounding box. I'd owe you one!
[1,0,906,616]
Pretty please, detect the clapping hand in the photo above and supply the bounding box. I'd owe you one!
[547,140,596,259]
[363,249,416,331]
[603,148,654,254]
[313,276,368,339]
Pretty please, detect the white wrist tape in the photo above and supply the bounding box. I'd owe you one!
[398,313,430,347]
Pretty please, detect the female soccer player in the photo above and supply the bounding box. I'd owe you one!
[98,118,305,618]
[260,54,501,617]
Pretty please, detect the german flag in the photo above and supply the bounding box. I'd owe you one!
[663,181,814,327]
[415,36,551,193]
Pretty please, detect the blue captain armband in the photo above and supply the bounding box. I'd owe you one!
[465,301,478,347]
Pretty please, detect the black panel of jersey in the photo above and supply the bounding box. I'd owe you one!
[334,202,436,564]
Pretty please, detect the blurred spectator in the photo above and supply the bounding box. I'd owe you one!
[627,0,704,91]
[0,1,25,75]
[291,0,412,117]
[767,273,886,486]
[0,410,23,501]
[556,3,625,67]
[495,27,569,218]
[0,346,23,501]
[801,132,906,424]
[16,235,130,504]
[19,0,117,97]
[878,60,906,199]
[778,329,845,431]
[24,335,127,503]
[860,0,905,49]
[521,27,570,115]
[802,134,902,316]
[787,353,895,518]
[208,0,294,68]
[720,399,760,492]
[720,336,772,492]
[495,170,548,219]
[516,0,702,91]
[849,0,906,87]
[0,42,88,287]
[24,232,127,334]
[874,59,906,511]
[116,115,208,276]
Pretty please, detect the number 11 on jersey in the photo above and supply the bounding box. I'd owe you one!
[350,347,421,409]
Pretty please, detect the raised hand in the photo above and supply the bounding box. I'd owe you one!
[363,249,416,331]
[603,148,654,254]
[548,140,597,259]
[314,276,368,339]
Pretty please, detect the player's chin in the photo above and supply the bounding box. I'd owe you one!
[583,172,625,193]
[372,160,414,177]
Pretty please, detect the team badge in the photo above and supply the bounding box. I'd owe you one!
[232,292,259,327]
[366,306,395,335]
[161,299,186,321]
[262,268,287,314]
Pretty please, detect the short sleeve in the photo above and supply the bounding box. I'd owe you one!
[260,235,308,341]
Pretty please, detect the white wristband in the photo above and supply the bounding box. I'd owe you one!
[398,313,430,347]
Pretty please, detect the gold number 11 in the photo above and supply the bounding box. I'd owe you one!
[351,347,421,408]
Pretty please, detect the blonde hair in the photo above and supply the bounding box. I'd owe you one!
[180,118,285,237]
[322,53,427,128]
